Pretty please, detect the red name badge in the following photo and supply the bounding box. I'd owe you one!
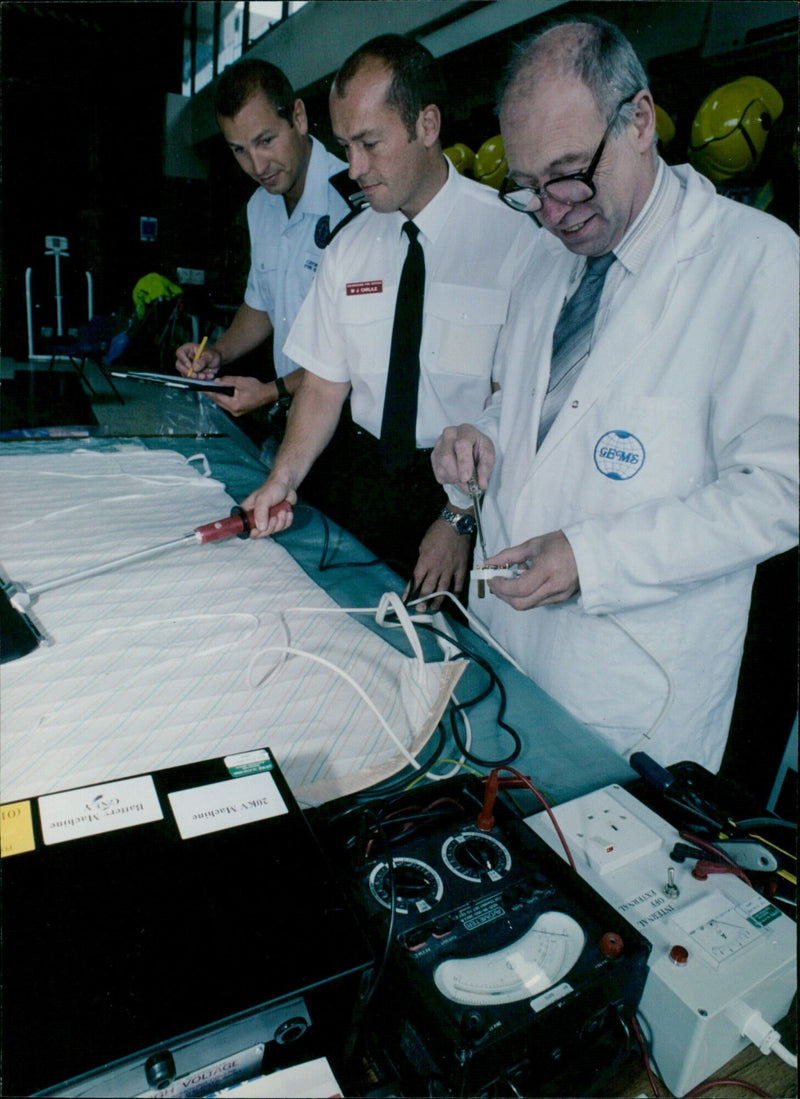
[346,280,383,296]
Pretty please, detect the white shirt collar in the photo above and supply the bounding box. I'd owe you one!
[395,156,458,244]
[291,136,330,220]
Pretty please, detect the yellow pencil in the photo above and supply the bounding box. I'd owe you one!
[187,335,208,378]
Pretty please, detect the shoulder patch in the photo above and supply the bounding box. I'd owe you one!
[314,215,331,248]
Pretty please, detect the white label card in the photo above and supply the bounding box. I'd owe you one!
[169,771,288,839]
[39,776,163,846]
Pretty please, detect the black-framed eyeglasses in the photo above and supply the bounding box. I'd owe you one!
[499,92,639,215]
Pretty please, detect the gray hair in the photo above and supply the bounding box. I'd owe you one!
[499,15,648,134]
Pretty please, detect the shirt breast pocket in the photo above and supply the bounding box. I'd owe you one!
[337,287,396,375]
[251,244,277,302]
[425,283,510,378]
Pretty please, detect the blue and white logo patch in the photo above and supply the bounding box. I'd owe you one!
[314,215,331,248]
[594,430,645,480]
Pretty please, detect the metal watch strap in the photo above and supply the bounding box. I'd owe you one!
[439,507,476,535]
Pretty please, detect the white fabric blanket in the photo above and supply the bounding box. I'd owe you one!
[1,448,463,804]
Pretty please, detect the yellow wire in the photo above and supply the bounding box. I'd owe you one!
[749,831,796,864]
[404,759,483,787]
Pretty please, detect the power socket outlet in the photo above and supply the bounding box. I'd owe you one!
[528,784,797,1096]
[546,786,662,876]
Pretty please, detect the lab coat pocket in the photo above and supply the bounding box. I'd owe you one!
[337,286,396,375]
[425,283,510,378]
[564,395,703,511]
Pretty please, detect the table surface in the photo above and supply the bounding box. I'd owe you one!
[599,1040,797,1098]
[2,418,794,1099]
[0,422,636,808]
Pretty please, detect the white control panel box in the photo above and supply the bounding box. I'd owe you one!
[526,784,796,1096]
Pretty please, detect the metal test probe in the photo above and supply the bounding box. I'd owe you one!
[5,502,291,613]
[468,470,488,597]
[468,471,526,595]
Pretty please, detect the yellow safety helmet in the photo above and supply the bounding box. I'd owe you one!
[654,104,676,148]
[474,135,507,190]
[688,76,783,183]
[444,143,475,176]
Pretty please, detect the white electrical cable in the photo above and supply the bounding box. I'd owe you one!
[278,594,429,671]
[773,1041,797,1069]
[7,454,217,531]
[69,612,262,658]
[425,693,472,780]
[247,644,422,771]
[734,1005,798,1068]
[266,595,480,781]
[608,613,675,749]
[404,590,529,675]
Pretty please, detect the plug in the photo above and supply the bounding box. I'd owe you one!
[477,770,499,831]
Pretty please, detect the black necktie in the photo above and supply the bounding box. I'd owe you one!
[538,251,616,447]
[379,221,425,473]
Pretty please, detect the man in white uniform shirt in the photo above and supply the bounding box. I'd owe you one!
[432,16,798,770]
[244,35,534,597]
[175,59,350,417]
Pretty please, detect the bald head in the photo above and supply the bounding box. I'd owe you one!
[497,17,658,257]
[499,17,649,138]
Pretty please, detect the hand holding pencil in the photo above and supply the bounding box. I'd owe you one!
[175,336,220,380]
[186,335,208,378]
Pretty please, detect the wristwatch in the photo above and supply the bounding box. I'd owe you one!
[275,375,291,404]
[439,507,476,535]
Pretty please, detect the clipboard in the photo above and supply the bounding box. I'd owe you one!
[110,371,235,396]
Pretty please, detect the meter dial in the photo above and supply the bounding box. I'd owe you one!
[434,910,586,1005]
[441,830,512,883]
[368,857,444,915]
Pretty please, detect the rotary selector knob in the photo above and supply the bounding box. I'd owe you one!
[368,857,444,915]
[441,830,512,883]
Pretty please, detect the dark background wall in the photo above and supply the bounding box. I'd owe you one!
[4,1,796,361]
[1,1,186,356]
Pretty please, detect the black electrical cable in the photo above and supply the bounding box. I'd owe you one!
[341,813,396,1068]
[349,720,449,801]
[316,510,383,571]
[360,804,469,851]
[314,509,410,576]
[736,816,796,832]
[416,621,522,767]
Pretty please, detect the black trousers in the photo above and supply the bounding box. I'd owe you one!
[301,411,447,580]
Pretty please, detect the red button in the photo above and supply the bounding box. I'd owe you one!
[669,945,689,965]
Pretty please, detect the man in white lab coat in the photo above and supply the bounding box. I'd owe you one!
[432,16,798,770]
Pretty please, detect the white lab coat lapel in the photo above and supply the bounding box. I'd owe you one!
[536,252,677,460]
[511,235,574,475]
[532,167,715,465]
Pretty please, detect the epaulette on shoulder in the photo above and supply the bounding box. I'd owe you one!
[329,168,368,213]
[327,204,367,246]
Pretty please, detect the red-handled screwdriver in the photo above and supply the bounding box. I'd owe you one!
[194,502,292,543]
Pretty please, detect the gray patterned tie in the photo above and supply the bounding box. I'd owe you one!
[538,251,616,447]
